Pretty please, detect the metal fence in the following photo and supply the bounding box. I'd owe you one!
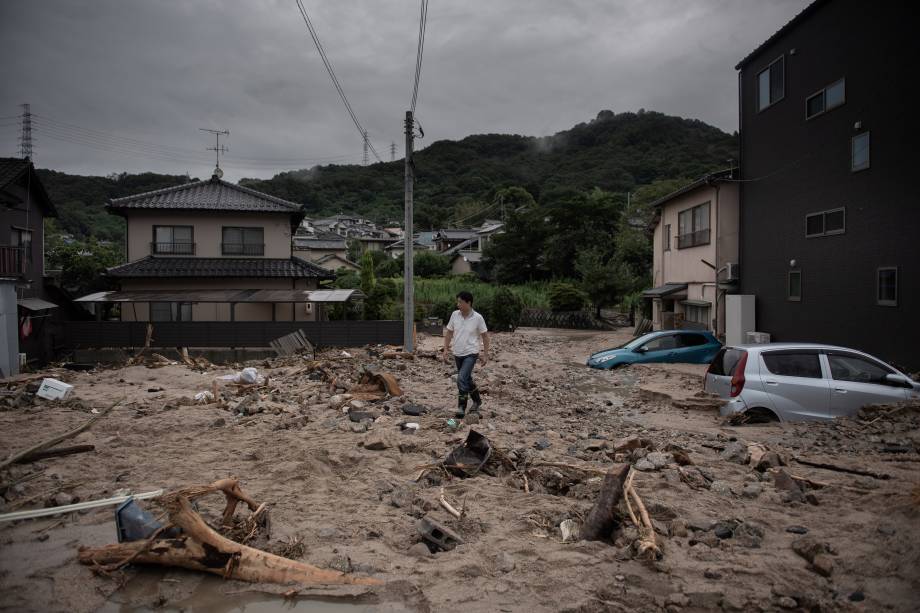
[519,309,613,330]
[59,320,403,349]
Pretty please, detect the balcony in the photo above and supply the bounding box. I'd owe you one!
[151,242,196,255]
[0,245,25,277]
[221,243,265,256]
[677,229,711,249]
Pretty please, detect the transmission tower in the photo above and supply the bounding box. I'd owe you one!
[362,130,369,166]
[390,142,397,161]
[19,104,32,160]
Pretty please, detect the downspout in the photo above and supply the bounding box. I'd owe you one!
[714,182,720,339]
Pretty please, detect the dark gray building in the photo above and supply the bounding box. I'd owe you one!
[736,0,917,371]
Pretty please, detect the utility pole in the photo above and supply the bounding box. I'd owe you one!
[19,104,32,160]
[200,128,229,174]
[390,142,397,162]
[362,130,369,166]
[403,111,415,352]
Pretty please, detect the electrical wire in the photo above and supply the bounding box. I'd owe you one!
[293,0,383,163]
[410,0,429,114]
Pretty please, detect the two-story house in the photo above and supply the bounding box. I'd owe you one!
[98,170,334,322]
[736,0,916,369]
[645,170,739,337]
[0,158,58,376]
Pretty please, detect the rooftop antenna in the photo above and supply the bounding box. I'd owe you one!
[200,128,229,178]
[19,104,32,160]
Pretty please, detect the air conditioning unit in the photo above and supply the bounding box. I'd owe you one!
[746,331,771,344]
[725,262,740,281]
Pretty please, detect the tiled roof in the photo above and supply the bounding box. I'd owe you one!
[107,256,334,279]
[0,157,57,216]
[293,236,347,250]
[0,158,30,188]
[443,237,480,256]
[648,169,734,209]
[108,176,303,214]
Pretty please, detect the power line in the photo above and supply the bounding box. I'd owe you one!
[410,0,429,114]
[293,0,383,163]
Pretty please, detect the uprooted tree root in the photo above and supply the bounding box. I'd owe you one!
[78,478,382,587]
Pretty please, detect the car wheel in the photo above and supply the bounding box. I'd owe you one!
[744,407,780,423]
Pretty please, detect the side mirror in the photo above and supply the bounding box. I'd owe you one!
[634,346,648,354]
[884,373,913,388]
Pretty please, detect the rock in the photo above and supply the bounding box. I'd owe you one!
[848,591,865,602]
[670,449,693,466]
[805,492,820,506]
[210,417,226,427]
[713,522,735,539]
[580,438,607,452]
[734,522,764,548]
[666,593,689,607]
[669,519,688,538]
[754,451,783,472]
[687,518,715,532]
[349,410,376,423]
[402,403,426,416]
[328,555,352,573]
[703,568,722,579]
[50,492,75,507]
[534,438,551,450]
[877,525,896,536]
[720,441,751,464]
[348,400,366,410]
[560,519,579,542]
[811,553,834,577]
[741,482,763,499]
[686,592,723,609]
[721,593,747,611]
[689,533,721,548]
[791,535,829,564]
[777,596,798,609]
[495,552,516,573]
[362,430,394,450]
[634,458,656,472]
[349,422,368,433]
[786,525,809,534]
[709,480,733,496]
[613,436,652,453]
[328,394,348,409]
[408,542,432,558]
[645,451,673,469]
[678,466,711,489]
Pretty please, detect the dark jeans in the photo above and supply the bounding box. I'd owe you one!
[454,354,479,393]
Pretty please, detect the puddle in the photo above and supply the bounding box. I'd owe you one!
[98,573,386,613]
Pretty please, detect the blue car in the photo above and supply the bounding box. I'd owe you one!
[586,329,722,370]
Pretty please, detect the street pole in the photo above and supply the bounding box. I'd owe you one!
[403,110,415,352]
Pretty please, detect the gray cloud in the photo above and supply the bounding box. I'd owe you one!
[0,0,808,182]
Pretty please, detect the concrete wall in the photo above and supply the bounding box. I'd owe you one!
[0,280,18,376]
[0,181,48,298]
[126,211,293,261]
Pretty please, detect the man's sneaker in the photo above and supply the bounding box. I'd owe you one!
[454,408,466,418]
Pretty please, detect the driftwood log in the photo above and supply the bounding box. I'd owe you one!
[580,463,630,541]
[78,478,382,587]
[15,444,95,464]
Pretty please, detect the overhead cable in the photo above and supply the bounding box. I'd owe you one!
[410,0,429,114]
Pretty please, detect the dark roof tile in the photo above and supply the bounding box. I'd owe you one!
[107,256,333,279]
[109,177,302,214]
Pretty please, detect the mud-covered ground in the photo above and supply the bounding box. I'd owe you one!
[1,328,918,612]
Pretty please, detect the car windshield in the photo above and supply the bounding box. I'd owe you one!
[619,332,661,351]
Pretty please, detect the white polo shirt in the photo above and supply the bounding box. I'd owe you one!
[447,309,488,357]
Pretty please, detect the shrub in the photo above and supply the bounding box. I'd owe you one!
[489,286,524,331]
[548,281,589,312]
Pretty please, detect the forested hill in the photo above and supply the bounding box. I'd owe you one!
[38,109,736,240]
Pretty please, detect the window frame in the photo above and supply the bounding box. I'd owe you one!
[676,201,711,249]
[851,131,870,172]
[877,267,898,307]
[825,350,895,385]
[152,225,194,255]
[756,55,785,112]
[761,349,823,379]
[10,227,33,268]
[805,207,845,238]
[684,304,710,325]
[805,78,845,120]
[221,226,265,256]
[788,270,802,302]
[663,223,671,252]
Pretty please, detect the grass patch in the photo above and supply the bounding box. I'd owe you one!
[392,278,551,309]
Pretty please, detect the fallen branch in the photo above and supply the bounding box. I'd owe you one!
[79,478,382,587]
[580,464,630,541]
[792,456,890,480]
[16,444,95,464]
[624,472,661,560]
[439,487,462,519]
[0,401,120,471]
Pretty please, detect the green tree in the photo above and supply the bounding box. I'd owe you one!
[413,251,451,278]
[548,282,588,312]
[360,250,376,295]
[575,247,620,317]
[489,286,524,331]
[46,236,123,295]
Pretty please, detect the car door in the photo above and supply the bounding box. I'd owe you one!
[675,333,708,363]
[759,350,829,421]
[824,351,910,418]
[637,333,679,363]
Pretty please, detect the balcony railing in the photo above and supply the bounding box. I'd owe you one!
[677,229,711,249]
[0,245,25,276]
[151,242,196,255]
[221,243,265,256]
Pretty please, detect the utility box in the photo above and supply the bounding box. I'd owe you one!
[746,331,772,344]
[725,295,755,346]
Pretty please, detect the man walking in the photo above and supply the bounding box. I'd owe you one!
[442,291,490,418]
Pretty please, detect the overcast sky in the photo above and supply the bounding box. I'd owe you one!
[0,0,808,182]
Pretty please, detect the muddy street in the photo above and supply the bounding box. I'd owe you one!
[1,328,918,612]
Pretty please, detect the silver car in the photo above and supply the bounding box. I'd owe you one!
[704,343,920,422]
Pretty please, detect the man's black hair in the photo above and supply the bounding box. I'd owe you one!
[456,291,474,306]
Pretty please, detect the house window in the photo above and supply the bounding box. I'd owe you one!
[805,78,845,119]
[153,225,194,255]
[788,270,802,301]
[150,302,192,321]
[877,267,897,306]
[852,132,870,171]
[757,55,785,111]
[10,228,32,268]
[684,304,710,326]
[677,202,710,249]
[805,207,845,237]
[222,227,265,255]
[663,224,671,252]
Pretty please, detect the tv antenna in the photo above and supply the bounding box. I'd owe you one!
[200,128,229,176]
